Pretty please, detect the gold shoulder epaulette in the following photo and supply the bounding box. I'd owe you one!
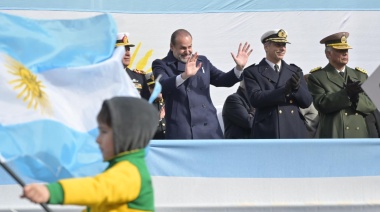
[355,67,367,74]
[132,69,146,75]
[309,66,322,73]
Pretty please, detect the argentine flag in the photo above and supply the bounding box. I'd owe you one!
[0,12,139,184]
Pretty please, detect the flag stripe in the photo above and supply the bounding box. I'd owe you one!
[146,139,380,178]
[1,0,380,13]
[0,12,116,73]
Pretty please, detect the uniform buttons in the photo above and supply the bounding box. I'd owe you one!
[355,113,358,115]
[291,110,294,114]
[162,123,165,126]
[356,127,360,130]
[346,127,350,130]
[279,110,282,114]
[344,113,348,116]
[163,131,166,133]
[202,104,206,108]
[289,100,293,104]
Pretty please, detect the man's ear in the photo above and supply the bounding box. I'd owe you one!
[325,51,331,60]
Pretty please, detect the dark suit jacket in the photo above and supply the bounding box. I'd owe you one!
[243,58,312,138]
[152,51,241,139]
[222,87,254,139]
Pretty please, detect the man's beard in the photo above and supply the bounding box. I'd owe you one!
[177,53,192,63]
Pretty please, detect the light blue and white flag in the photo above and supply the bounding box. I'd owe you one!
[0,12,140,184]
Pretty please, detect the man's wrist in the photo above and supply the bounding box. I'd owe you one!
[181,73,188,80]
[235,65,244,71]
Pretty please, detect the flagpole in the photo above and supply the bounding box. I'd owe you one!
[0,160,53,212]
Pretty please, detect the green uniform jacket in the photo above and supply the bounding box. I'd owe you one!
[308,63,376,138]
[47,149,154,212]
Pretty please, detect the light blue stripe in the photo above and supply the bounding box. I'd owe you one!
[0,0,380,13]
[0,120,106,184]
[0,12,116,73]
[146,139,380,178]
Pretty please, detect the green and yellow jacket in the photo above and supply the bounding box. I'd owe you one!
[47,149,154,212]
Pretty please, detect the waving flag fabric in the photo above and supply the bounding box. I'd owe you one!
[0,12,140,184]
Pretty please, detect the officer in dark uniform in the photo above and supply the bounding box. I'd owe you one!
[146,72,166,139]
[243,29,312,138]
[307,32,377,138]
[116,32,150,100]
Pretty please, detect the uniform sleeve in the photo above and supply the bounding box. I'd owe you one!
[243,68,288,108]
[290,71,313,109]
[307,73,351,113]
[58,161,141,206]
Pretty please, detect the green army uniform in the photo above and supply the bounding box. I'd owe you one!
[308,32,376,138]
[308,65,376,138]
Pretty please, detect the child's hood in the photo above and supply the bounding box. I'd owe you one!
[105,97,158,154]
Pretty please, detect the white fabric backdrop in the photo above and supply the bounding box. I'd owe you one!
[2,10,379,108]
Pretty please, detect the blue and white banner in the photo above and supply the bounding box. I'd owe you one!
[147,139,380,211]
[0,12,139,184]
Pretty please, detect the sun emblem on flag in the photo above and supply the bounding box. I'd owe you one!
[128,42,154,73]
[5,55,52,114]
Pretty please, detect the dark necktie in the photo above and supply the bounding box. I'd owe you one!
[339,71,345,78]
[274,64,279,73]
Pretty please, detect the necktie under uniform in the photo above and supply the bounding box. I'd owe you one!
[339,71,345,78]
[274,64,279,73]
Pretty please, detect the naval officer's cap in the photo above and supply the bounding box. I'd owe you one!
[261,29,291,44]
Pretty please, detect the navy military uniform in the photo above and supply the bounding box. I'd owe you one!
[308,32,377,138]
[244,29,312,138]
[146,72,166,139]
[125,68,150,100]
[116,33,150,100]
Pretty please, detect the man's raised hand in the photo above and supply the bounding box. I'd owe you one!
[231,42,253,71]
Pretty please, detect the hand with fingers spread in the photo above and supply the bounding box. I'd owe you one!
[181,52,202,80]
[231,42,253,71]
[21,184,50,204]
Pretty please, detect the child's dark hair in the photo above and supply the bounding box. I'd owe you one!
[97,102,112,127]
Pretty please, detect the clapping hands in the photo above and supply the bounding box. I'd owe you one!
[285,73,301,95]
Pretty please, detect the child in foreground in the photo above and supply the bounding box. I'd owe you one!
[22,97,159,212]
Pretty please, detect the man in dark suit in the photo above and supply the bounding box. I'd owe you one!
[244,29,312,138]
[308,32,376,138]
[152,29,252,139]
[116,32,150,100]
[222,80,255,139]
